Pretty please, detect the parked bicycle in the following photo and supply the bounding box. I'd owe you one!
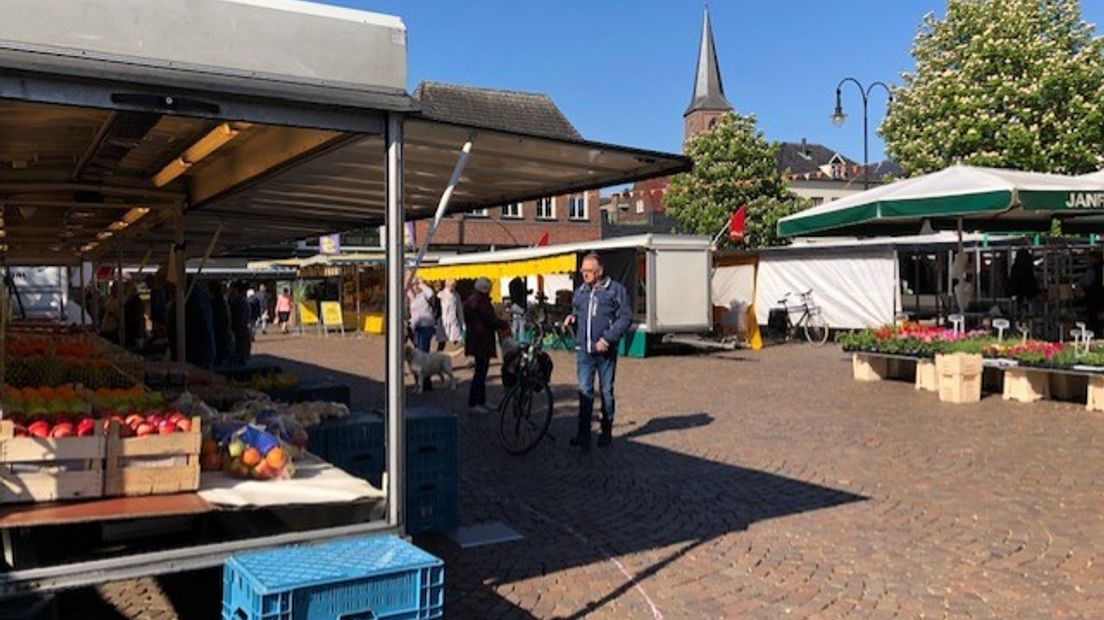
[498,320,556,455]
[770,289,830,346]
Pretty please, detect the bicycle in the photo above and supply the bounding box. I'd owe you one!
[772,289,830,346]
[498,320,556,455]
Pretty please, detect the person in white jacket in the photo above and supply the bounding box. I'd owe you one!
[436,278,465,348]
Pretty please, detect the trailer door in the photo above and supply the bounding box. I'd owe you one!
[651,248,711,332]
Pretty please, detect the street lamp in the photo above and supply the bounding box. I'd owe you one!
[831,78,893,189]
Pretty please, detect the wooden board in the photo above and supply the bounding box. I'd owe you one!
[104,417,201,497]
[0,421,105,504]
[0,493,213,528]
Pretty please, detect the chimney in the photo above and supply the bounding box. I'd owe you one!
[801,137,808,155]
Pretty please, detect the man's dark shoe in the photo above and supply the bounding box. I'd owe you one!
[569,433,591,451]
[597,420,612,447]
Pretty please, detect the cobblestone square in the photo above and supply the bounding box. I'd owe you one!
[65,336,1104,618]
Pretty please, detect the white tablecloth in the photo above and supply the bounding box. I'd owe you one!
[198,453,384,508]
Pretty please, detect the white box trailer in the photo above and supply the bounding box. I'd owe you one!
[419,234,714,355]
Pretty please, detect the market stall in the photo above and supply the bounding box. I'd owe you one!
[417,234,712,357]
[0,0,691,596]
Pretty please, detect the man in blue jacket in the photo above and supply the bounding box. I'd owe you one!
[563,252,632,449]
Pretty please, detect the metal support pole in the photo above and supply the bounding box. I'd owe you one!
[406,134,474,288]
[385,112,406,531]
[116,251,125,346]
[90,261,99,332]
[78,259,86,326]
[173,206,187,364]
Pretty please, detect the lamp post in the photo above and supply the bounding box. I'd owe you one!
[831,78,893,190]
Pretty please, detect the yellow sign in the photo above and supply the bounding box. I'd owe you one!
[320,301,344,327]
[298,301,319,325]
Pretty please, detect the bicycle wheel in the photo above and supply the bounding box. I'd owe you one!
[803,312,830,346]
[498,380,554,455]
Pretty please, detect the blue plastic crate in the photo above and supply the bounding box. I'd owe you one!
[308,412,385,487]
[406,484,459,536]
[222,535,444,620]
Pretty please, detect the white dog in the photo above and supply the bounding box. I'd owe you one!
[404,345,457,393]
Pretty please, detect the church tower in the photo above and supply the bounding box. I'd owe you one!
[684,7,733,144]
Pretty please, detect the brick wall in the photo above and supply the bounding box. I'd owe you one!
[414,188,601,249]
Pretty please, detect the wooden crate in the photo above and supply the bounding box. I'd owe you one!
[1087,376,1104,412]
[935,353,983,404]
[915,360,939,392]
[938,373,982,403]
[104,417,201,497]
[0,420,104,504]
[935,353,983,376]
[852,353,888,382]
[1002,368,1050,403]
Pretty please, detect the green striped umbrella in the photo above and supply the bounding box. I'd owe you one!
[778,165,1104,238]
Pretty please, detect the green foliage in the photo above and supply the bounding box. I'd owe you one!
[882,0,1104,175]
[665,112,810,248]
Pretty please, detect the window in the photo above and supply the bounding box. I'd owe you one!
[811,197,824,206]
[467,208,488,218]
[502,202,523,219]
[536,197,555,220]
[635,199,645,214]
[568,194,587,220]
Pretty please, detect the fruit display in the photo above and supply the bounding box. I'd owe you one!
[2,384,180,439]
[202,423,293,481]
[5,334,138,389]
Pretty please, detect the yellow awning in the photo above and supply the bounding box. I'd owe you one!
[418,252,577,301]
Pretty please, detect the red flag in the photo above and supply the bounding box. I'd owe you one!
[535,231,550,247]
[728,204,747,243]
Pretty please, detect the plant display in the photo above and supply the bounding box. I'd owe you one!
[839,324,1104,369]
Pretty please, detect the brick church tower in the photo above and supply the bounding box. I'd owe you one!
[683,7,733,144]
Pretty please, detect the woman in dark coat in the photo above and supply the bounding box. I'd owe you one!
[463,277,509,413]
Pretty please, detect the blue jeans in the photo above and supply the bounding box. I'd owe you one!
[413,326,436,352]
[577,350,617,429]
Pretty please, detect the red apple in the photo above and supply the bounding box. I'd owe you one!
[27,421,50,438]
[125,414,145,429]
[167,411,185,424]
[135,422,156,437]
[157,420,177,435]
[175,418,192,433]
[147,413,165,427]
[76,418,96,437]
[50,422,74,438]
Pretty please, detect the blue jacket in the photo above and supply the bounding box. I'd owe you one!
[572,277,632,354]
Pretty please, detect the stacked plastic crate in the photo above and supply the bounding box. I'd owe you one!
[222,535,444,620]
[404,406,458,535]
[308,406,457,535]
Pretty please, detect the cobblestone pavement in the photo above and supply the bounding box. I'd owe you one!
[61,335,1104,618]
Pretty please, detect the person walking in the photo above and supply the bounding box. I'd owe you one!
[563,252,632,450]
[255,284,270,334]
[463,277,508,414]
[275,287,293,334]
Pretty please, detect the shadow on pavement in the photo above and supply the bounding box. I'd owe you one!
[136,348,868,619]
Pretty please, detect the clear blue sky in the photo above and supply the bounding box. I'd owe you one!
[331,1,1104,164]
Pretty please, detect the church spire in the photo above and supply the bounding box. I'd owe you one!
[685,6,732,117]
